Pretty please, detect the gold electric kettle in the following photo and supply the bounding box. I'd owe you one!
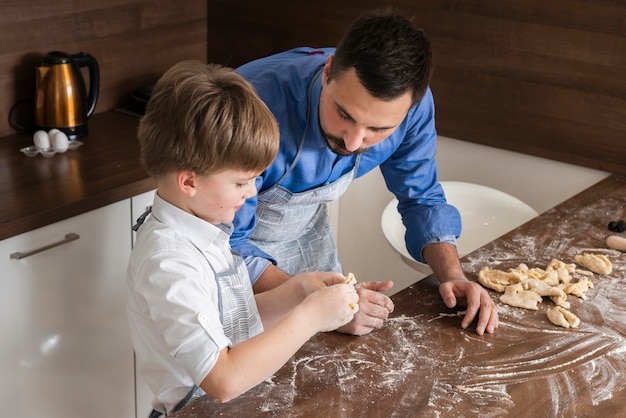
[35,51,100,140]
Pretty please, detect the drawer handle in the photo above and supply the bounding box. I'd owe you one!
[10,233,80,260]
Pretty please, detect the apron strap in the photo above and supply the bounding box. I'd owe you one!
[148,386,203,417]
[132,206,153,231]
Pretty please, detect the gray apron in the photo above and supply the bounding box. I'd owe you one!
[137,217,263,417]
[250,69,361,275]
[209,250,264,344]
[133,210,263,344]
[148,249,263,417]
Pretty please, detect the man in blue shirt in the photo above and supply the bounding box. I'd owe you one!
[232,10,499,336]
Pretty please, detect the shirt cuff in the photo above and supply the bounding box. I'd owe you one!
[421,235,457,259]
[244,256,272,285]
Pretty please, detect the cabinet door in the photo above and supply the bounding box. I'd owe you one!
[131,190,156,418]
[0,200,134,418]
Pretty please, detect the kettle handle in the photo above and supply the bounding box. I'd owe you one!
[71,52,100,118]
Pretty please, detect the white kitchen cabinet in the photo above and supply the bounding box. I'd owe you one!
[131,189,156,418]
[0,199,135,418]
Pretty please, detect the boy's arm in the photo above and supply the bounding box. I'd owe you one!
[253,271,344,328]
[199,282,358,402]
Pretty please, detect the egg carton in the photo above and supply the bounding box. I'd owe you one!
[21,141,83,157]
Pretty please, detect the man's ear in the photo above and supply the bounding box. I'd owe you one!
[177,170,197,197]
[322,55,334,85]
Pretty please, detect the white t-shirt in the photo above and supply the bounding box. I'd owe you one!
[126,193,258,414]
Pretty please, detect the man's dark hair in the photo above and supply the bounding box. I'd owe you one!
[329,9,433,105]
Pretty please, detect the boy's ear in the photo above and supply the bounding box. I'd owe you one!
[177,170,197,197]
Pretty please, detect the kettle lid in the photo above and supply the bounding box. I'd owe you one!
[43,51,72,64]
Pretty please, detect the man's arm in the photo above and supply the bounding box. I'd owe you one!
[252,263,292,293]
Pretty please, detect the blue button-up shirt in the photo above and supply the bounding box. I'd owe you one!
[233,47,461,282]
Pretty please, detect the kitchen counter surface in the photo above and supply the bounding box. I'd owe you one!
[172,174,626,418]
[0,111,155,241]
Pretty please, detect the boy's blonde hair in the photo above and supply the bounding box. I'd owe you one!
[138,61,279,179]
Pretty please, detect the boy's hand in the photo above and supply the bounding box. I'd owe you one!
[294,271,347,295]
[302,284,360,332]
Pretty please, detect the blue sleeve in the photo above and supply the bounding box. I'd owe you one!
[379,89,461,263]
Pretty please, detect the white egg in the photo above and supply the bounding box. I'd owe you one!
[52,130,69,153]
[33,130,50,150]
[48,128,61,136]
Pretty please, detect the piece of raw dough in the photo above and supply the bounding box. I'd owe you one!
[559,277,594,300]
[575,269,594,277]
[519,279,569,308]
[343,273,358,310]
[546,259,576,284]
[547,306,580,328]
[499,283,543,310]
[549,292,570,309]
[344,272,357,285]
[547,259,577,274]
[478,266,522,292]
[520,278,564,298]
[574,253,612,275]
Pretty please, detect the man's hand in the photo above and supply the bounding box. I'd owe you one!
[423,242,499,335]
[439,279,499,335]
[336,281,394,336]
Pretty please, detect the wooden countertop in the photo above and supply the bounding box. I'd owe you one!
[172,175,626,418]
[0,111,155,241]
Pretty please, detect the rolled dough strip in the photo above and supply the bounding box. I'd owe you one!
[606,235,626,252]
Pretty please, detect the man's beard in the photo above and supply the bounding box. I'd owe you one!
[322,129,366,156]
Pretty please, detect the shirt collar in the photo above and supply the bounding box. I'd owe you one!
[151,193,232,250]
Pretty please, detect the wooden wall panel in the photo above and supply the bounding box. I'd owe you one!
[206,0,626,176]
[0,0,207,137]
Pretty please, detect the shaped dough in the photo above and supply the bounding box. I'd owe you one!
[520,278,565,298]
[575,268,594,277]
[574,253,612,275]
[539,269,560,286]
[549,292,570,309]
[559,277,594,300]
[478,256,603,327]
[547,306,580,328]
[344,273,358,310]
[344,272,357,285]
[546,259,575,284]
[547,259,577,274]
[499,283,543,310]
[478,266,520,292]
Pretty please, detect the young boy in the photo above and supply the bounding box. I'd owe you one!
[126,61,359,417]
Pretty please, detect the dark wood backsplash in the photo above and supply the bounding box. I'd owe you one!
[3,1,624,176]
[207,0,626,177]
[0,0,207,138]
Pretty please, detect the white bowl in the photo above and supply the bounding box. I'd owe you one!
[381,181,538,274]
